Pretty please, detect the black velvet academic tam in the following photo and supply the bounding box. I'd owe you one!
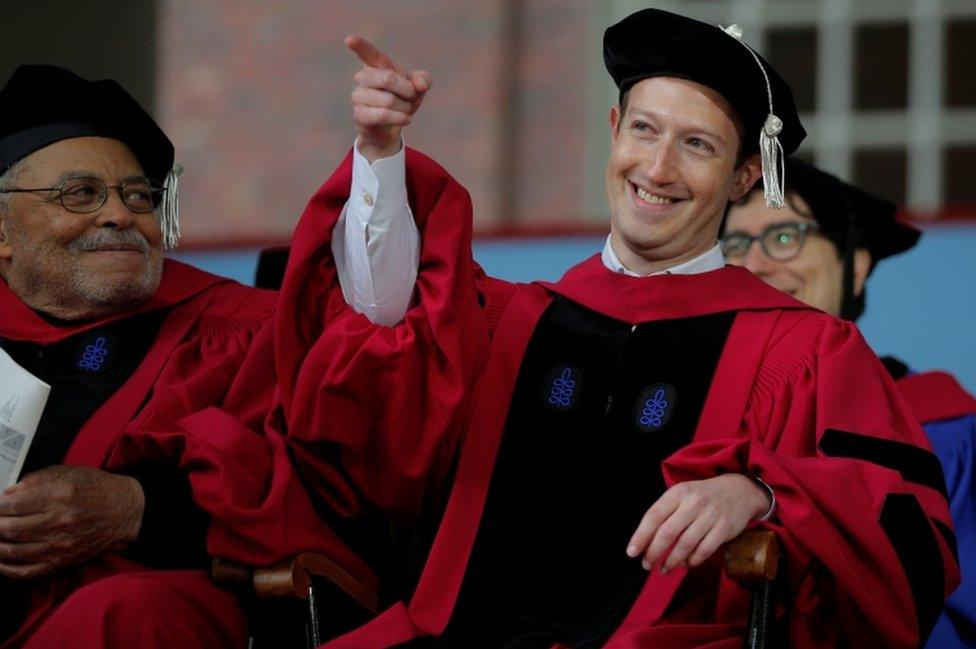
[603,8,805,156]
[783,157,921,267]
[0,65,173,183]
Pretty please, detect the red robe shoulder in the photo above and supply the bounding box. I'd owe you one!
[896,370,976,424]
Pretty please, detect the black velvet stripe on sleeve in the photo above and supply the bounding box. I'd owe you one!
[120,462,211,570]
[879,493,945,648]
[818,428,948,498]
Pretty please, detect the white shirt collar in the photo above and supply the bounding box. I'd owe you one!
[600,236,725,276]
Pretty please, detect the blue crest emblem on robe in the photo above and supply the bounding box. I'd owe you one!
[74,333,116,374]
[634,383,677,432]
[543,364,582,411]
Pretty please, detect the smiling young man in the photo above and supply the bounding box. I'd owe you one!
[604,77,758,275]
[275,9,958,648]
[723,158,976,649]
[0,65,372,648]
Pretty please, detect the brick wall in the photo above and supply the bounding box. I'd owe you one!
[159,0,595,245]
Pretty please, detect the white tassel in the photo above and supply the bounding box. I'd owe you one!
[718,23,789,209]
[760,114,786,208]
[722,24,743,40]
[161,163,183,250]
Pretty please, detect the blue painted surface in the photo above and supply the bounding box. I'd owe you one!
[474,236,607,282]
[856,225,976,395]
[171,225,976,393]
[171,249,262,287]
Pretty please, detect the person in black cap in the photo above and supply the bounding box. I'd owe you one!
[722,157,920,320]
[260,10,957,647]
[0,65,373,648]
[723,158,976,649]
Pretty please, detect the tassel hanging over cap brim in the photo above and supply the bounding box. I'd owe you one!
[161,163,183,250]
[722,24,743,40]
[718,23,788,209]
[760,114,786,208]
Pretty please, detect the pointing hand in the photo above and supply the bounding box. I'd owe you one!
[345,35,432,162]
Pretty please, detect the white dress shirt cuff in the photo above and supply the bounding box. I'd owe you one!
[348,137,410,228]
[332,138,419,326]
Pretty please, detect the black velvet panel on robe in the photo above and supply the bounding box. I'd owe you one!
[1,310,165,474]
[438,296,735,649]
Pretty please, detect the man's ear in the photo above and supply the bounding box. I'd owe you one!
[852,247,871,298]
[0,214,12,261]
[729,153,762,202]
[609,105,621,142]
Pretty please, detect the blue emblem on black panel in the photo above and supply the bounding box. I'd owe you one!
[74,334,116,374]
[543,364,582,411]
[634,383,677,432]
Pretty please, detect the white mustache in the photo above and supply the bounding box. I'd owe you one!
[68,229,151,253]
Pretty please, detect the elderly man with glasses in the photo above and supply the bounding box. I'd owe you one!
[722,156,976,649]
[0,65,372,648]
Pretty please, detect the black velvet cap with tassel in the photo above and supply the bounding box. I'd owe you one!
[0,65,182,248]
[0,65,173,183]
[604,8,806,207]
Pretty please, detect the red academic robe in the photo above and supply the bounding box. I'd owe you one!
[897,370,976,426]
[280,150,959,649]
[0,259,375,648]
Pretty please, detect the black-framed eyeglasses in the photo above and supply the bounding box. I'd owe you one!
[721,222,820,262]
[0,176,165,214]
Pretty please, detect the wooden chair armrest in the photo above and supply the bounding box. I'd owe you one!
[212,552,380,613]
[211,557,255,589]
[724,529,781,583]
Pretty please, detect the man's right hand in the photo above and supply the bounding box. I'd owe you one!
[0,465,144,579]
[345,35,431,163]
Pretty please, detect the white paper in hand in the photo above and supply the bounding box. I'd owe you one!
[0,347,50,488]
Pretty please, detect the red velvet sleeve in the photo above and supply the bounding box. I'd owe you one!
[274,148,490,523]
[104,286,379,587]
[661,313,959,649]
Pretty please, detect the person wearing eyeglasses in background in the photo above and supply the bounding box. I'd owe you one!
[722,156,976,649]
[0,65,375,648]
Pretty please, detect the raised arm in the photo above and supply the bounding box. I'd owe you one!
[277,38,490,522]
[332,36,430,325]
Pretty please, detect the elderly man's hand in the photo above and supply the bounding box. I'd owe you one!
[626,473,771,574]
[345,35,432,162]
[0,465,144,579]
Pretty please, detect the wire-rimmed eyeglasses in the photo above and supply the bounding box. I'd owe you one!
[0,176,165,214]
[721,221,820,262]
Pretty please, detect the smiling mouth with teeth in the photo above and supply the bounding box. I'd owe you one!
[634,185,675,205]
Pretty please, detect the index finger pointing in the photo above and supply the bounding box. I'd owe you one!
[345,35,403,74]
